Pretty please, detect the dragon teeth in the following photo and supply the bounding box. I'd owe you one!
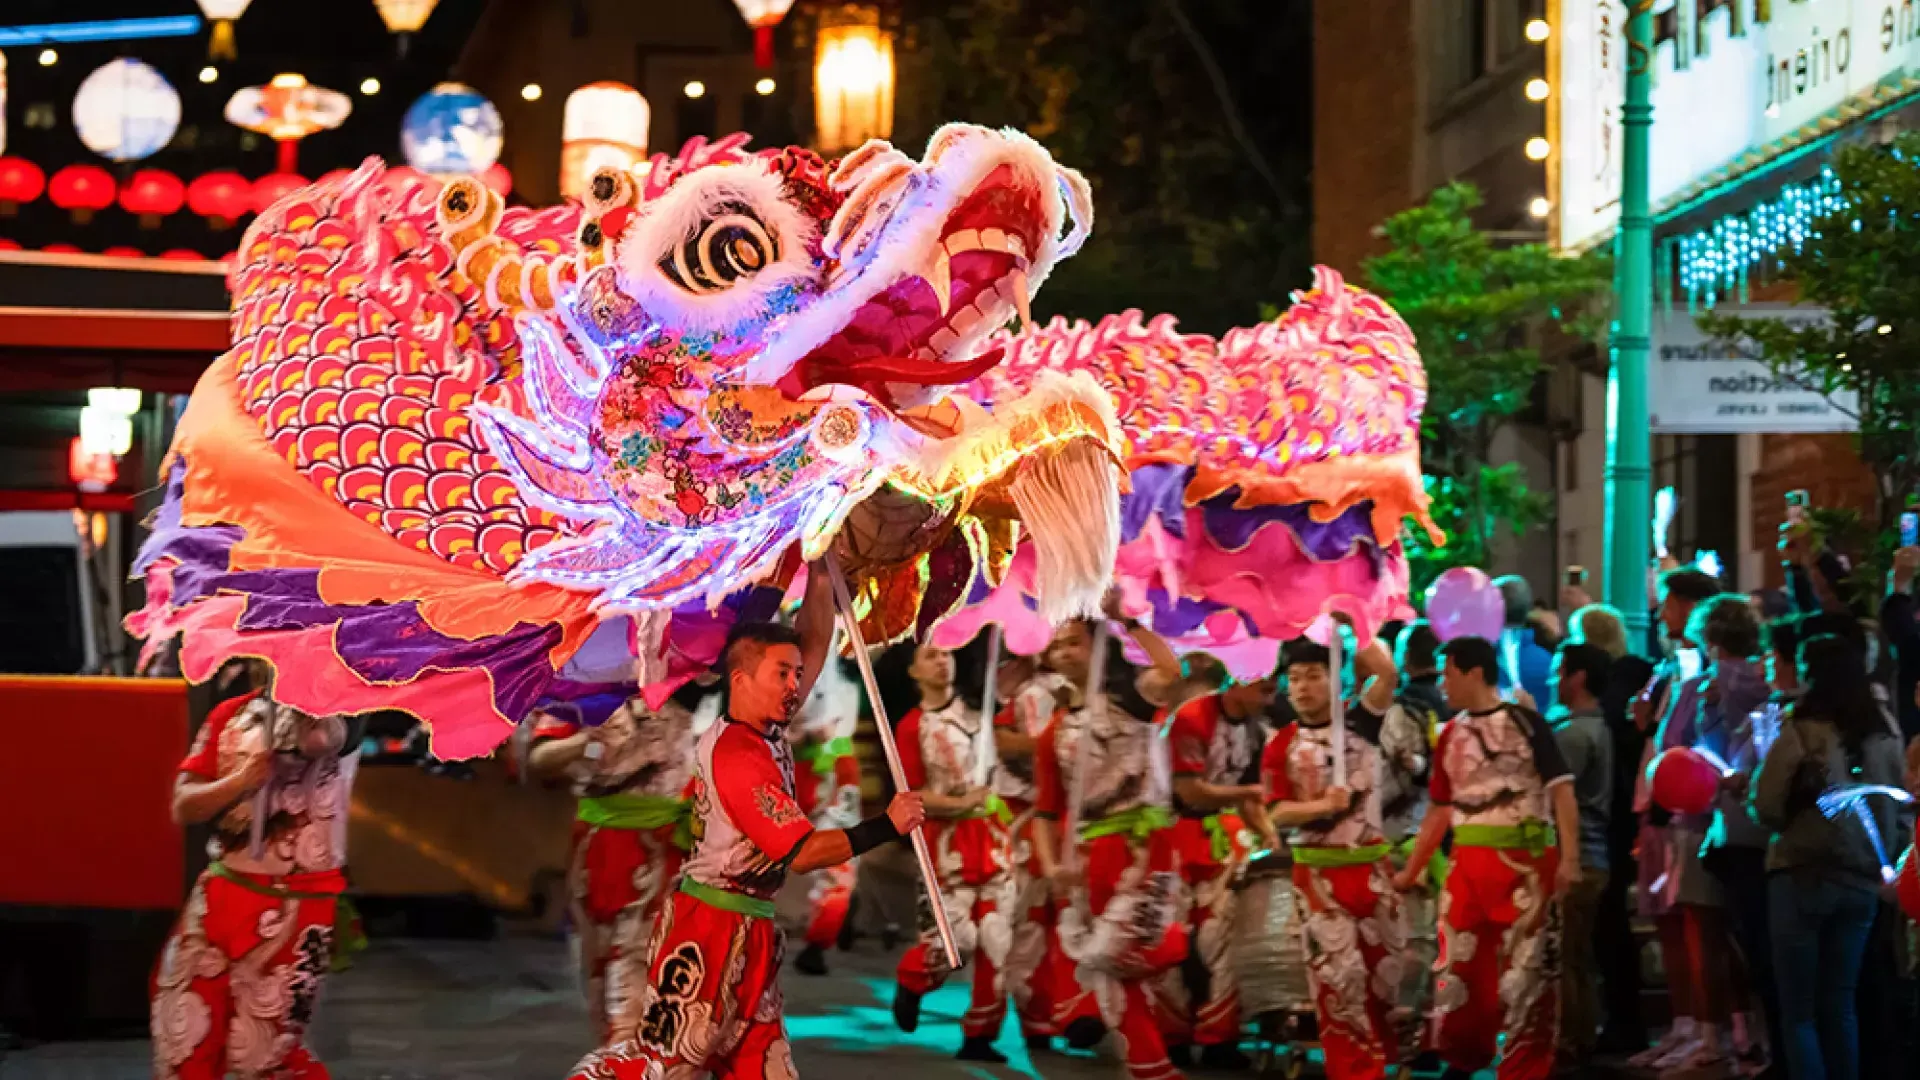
[1009,265,1033,334]
[926,247,953,317]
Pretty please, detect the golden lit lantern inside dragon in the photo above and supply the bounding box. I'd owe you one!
[127,126,1120,758]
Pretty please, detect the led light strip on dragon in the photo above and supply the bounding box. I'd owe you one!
[129,126,1124,759]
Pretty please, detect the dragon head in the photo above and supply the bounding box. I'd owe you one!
[442,126,1118,631]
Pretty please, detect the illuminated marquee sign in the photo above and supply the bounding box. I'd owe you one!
[1556,0,1920,251]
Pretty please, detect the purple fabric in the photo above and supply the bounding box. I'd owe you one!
[536,685,635,727]
[1140,587,1227,638]
[1655,670,1713,831]
[1119,462,1383,565]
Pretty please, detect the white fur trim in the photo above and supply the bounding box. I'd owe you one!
[738,124,1077,386]
[614,161,820,335]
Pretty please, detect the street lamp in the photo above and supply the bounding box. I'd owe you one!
[1604,3,1655,649]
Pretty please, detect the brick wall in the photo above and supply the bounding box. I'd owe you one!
[1749,432,1878,589]
[1312,0,1416,272]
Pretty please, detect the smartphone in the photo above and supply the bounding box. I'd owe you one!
[1564,565,1587,587]
[1785,489,1810,525]
[1903,511,1919,549]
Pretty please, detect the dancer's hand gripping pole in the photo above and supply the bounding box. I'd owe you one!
[823,555,962,971]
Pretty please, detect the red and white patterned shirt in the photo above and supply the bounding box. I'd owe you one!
[1261,710,1387,849]
[681,718,814,900]
[899,697,987,797]
[1168,693,1261,818]
[1430,704,1572,829]
[1035,691,1170,824]
[178,693,358,877]
[530,697,696,800]
[993,674,1067,804]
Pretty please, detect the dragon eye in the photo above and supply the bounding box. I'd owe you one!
[659,205,778,294]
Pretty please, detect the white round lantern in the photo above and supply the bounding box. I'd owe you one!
[560,82,649,200]
[73,58,181,162]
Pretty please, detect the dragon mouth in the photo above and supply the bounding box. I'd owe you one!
[778,164,1047,412]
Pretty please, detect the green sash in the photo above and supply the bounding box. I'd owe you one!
[577,793,695,851]
[678,877,776,920]
[1454,820,1558,856]
[794,736,856,776]
[1290,843,1391,868]
[1079,804,1176,843]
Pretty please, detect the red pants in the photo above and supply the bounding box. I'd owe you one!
[571,821,687,1045]
[896,815,1014,1039]
[151,868,343,1080]
[569,888,793,1080]
[1160,814,1245,1047]
[1056,830,1190,1080]
[803,859,855,948]
[1003,810,1060,1038]
[1293,859,1405,1080]
[1432,845,1562,1080]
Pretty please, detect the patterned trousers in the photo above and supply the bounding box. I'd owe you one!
[1293,859,1406,1080]
[802,859,856,949]
[150,868,341,1080]
[569,888,796,1080]
[1432,845,1562,1080]
[571,821,687,1046]
[1002,812,1061,1038]
[896,815,1015,1039]
[1159,814,1245,1048]
[1056,830,1190,1080]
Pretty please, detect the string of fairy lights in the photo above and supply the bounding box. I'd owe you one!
[1673,165,1846,305]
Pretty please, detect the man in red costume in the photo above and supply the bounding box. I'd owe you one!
[891,642,1014,1061]
[1393,635,1580,1080]
[789,654,863,977]
[525,686,702,1046]
[570,564,924,1080]
[151,668,361,1080]
[1033,615,1189,1080]
[1163,671,1276,1068]
[1262,635,1405,1080]
[993,650,1072,1051]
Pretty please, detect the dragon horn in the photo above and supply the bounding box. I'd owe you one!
[437,175,584,317]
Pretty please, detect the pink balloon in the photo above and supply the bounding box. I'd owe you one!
[1424,566,1504,642]
[1649,748,1721,816]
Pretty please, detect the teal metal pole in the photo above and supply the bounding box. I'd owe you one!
[1604,1,1654,652]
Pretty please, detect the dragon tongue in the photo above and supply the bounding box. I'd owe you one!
[782,345,1007,404]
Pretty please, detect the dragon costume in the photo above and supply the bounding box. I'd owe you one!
[131,126,1124,759]
[933,266,1439,675]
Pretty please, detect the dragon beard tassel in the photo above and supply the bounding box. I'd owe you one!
[1007,439,1120,624]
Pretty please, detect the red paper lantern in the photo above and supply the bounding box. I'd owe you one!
[1649,748,1721,816]
[161,248,206,261]
[70,437,119,492]
[188,171,252,228]
[0,239,20,251]
[481,162,511,197]
[102,246,145,258]
[49,165,116,224]
[0,158,46,216]
[42,243,82,254]
[118,169,186,228]
[251,172,308,214]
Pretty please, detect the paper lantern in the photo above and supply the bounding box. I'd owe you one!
[401,83,503,175]
[481,162,511,197]
[79,405,133,457]
[0,239,20,251]
[197,0,252,60]
[74,59,181,163]
[813,5,893,154]
[375,0,440,34]
[0,157,44,215]
[49,164,115,223]
[161,248,205,261]
[188,170,251,228]
[560,82,648,200]
[119,168,185,227]
[101,246,145,259]
[1649,748,1721,816]
[251,172,308,214]
[226,73,350,174]
[70,437,118,492]
[732,0,797,67]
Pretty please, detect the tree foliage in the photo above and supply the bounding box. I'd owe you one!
[894,0,1310,334]
[1699,133,1920,535]
[1360,183,1612,590]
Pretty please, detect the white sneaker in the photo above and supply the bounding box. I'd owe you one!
[1629,1028,1691,1069]
[1650,1035,1706,1072]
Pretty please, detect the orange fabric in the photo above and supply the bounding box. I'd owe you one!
[167,356,597,656]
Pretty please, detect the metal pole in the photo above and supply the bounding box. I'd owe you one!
[975,625,1001,788]
[1604,0,1656,654]
[822,556,962,970]
[1328,621,1347,789]
[1062,618,1110,875]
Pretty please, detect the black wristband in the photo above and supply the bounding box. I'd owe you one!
[845,813,902,857]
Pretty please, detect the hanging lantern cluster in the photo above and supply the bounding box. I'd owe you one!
[226,73,351,174]
[731,0,799,68]
[813,4,894,154]
[560,82,649,200]
[120,169,185,227]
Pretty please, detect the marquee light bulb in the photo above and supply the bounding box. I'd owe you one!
[684,80,706,99]
[1525,137,1551,161]
[1528,196,1551,219]
[1525,18,1550,42]
[1525,78,1549,101]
